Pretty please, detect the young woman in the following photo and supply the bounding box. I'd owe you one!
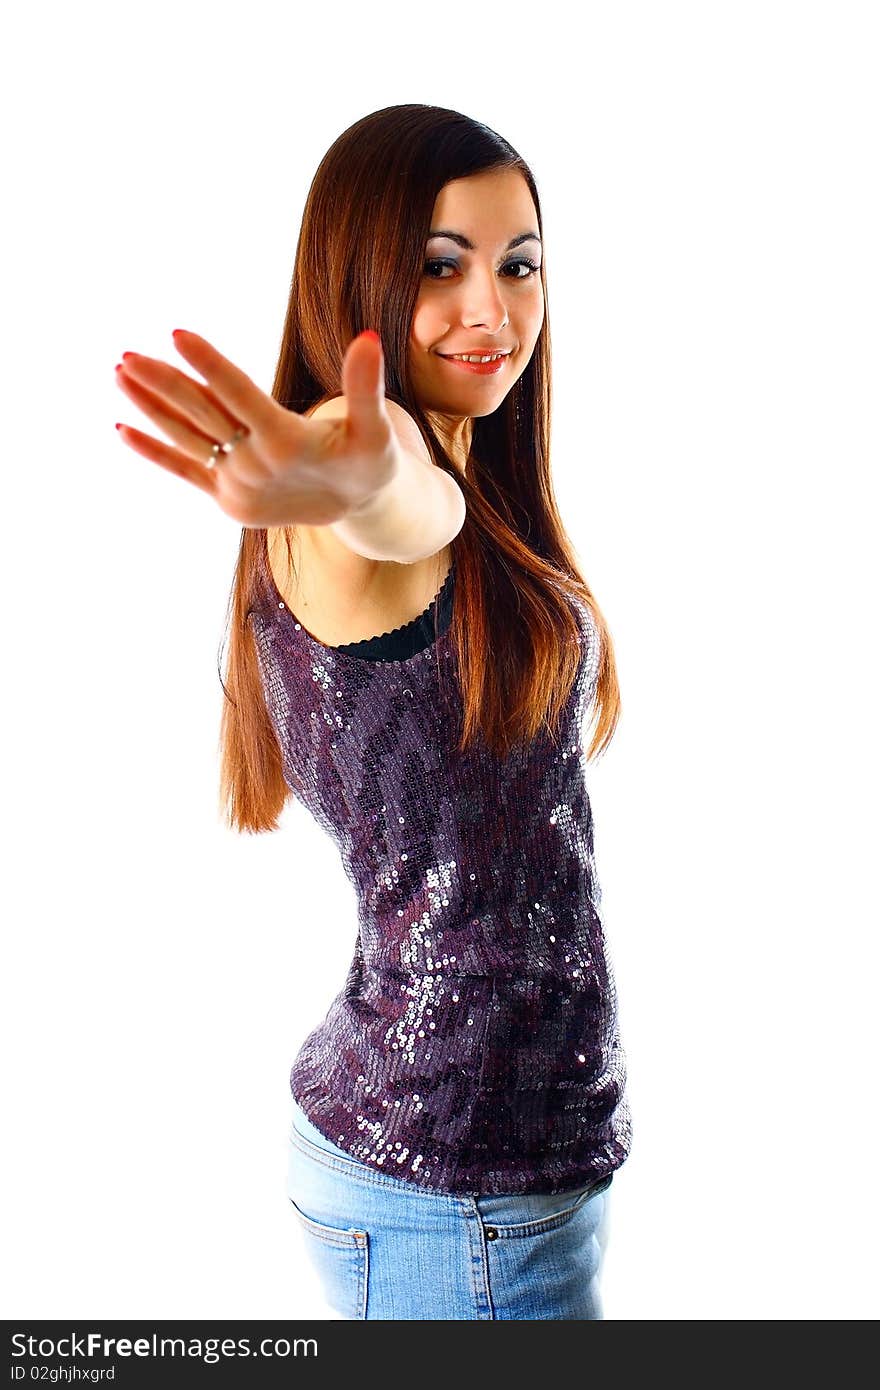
[114,104,632,1321]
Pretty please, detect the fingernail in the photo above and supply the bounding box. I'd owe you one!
[361,330,380,343]
[115,423,125,431]
[122,352,135,361]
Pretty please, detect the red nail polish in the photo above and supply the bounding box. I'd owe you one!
[361,330,380,343]
[122,352,134,360]
[115,423,125,430]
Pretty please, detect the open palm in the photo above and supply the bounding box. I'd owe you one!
[114,329,399,527]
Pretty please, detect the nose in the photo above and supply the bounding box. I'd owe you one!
[459,269,510,333]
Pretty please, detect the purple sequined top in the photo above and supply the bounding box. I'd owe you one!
[249,543,632,1195]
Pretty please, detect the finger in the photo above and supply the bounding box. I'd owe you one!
[115,364,240,468]
[115,421,220,499]
[170,329,298,438]
[341,331,388,450]
[118,353,243,443]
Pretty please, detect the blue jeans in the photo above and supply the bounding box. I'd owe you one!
[287,1096,614,1320]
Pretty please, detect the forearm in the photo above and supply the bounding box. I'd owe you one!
[329,448,466,563]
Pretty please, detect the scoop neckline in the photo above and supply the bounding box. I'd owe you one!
[261,547,455,668]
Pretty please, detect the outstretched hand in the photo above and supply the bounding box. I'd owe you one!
[113,329,400,527]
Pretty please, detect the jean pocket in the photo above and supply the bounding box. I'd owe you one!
[481,1172,613,1240]
[288,1198,370,1319]
[478,1178,612,1319]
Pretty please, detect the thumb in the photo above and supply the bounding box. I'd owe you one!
[342,330,387,447]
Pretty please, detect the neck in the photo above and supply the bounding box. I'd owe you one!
[425,411,472,477]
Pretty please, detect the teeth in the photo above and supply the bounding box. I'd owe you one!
[447,352,507,363]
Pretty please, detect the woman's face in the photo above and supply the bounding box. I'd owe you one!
[409,169,545,435]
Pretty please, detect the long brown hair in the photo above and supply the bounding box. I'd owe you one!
[218,104,621,834]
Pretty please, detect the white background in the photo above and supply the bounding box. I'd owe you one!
[3,0,877,1321]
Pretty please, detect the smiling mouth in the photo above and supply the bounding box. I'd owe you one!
[439,350,513,363]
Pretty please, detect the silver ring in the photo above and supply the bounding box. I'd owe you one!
[206,426,248,469]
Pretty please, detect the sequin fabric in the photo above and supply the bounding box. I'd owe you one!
[249,545,632,1196]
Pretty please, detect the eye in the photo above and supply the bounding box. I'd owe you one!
[423,258,541,280]
[503,258,542,279]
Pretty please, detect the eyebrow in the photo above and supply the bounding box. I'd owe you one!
[426,229,542,251]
